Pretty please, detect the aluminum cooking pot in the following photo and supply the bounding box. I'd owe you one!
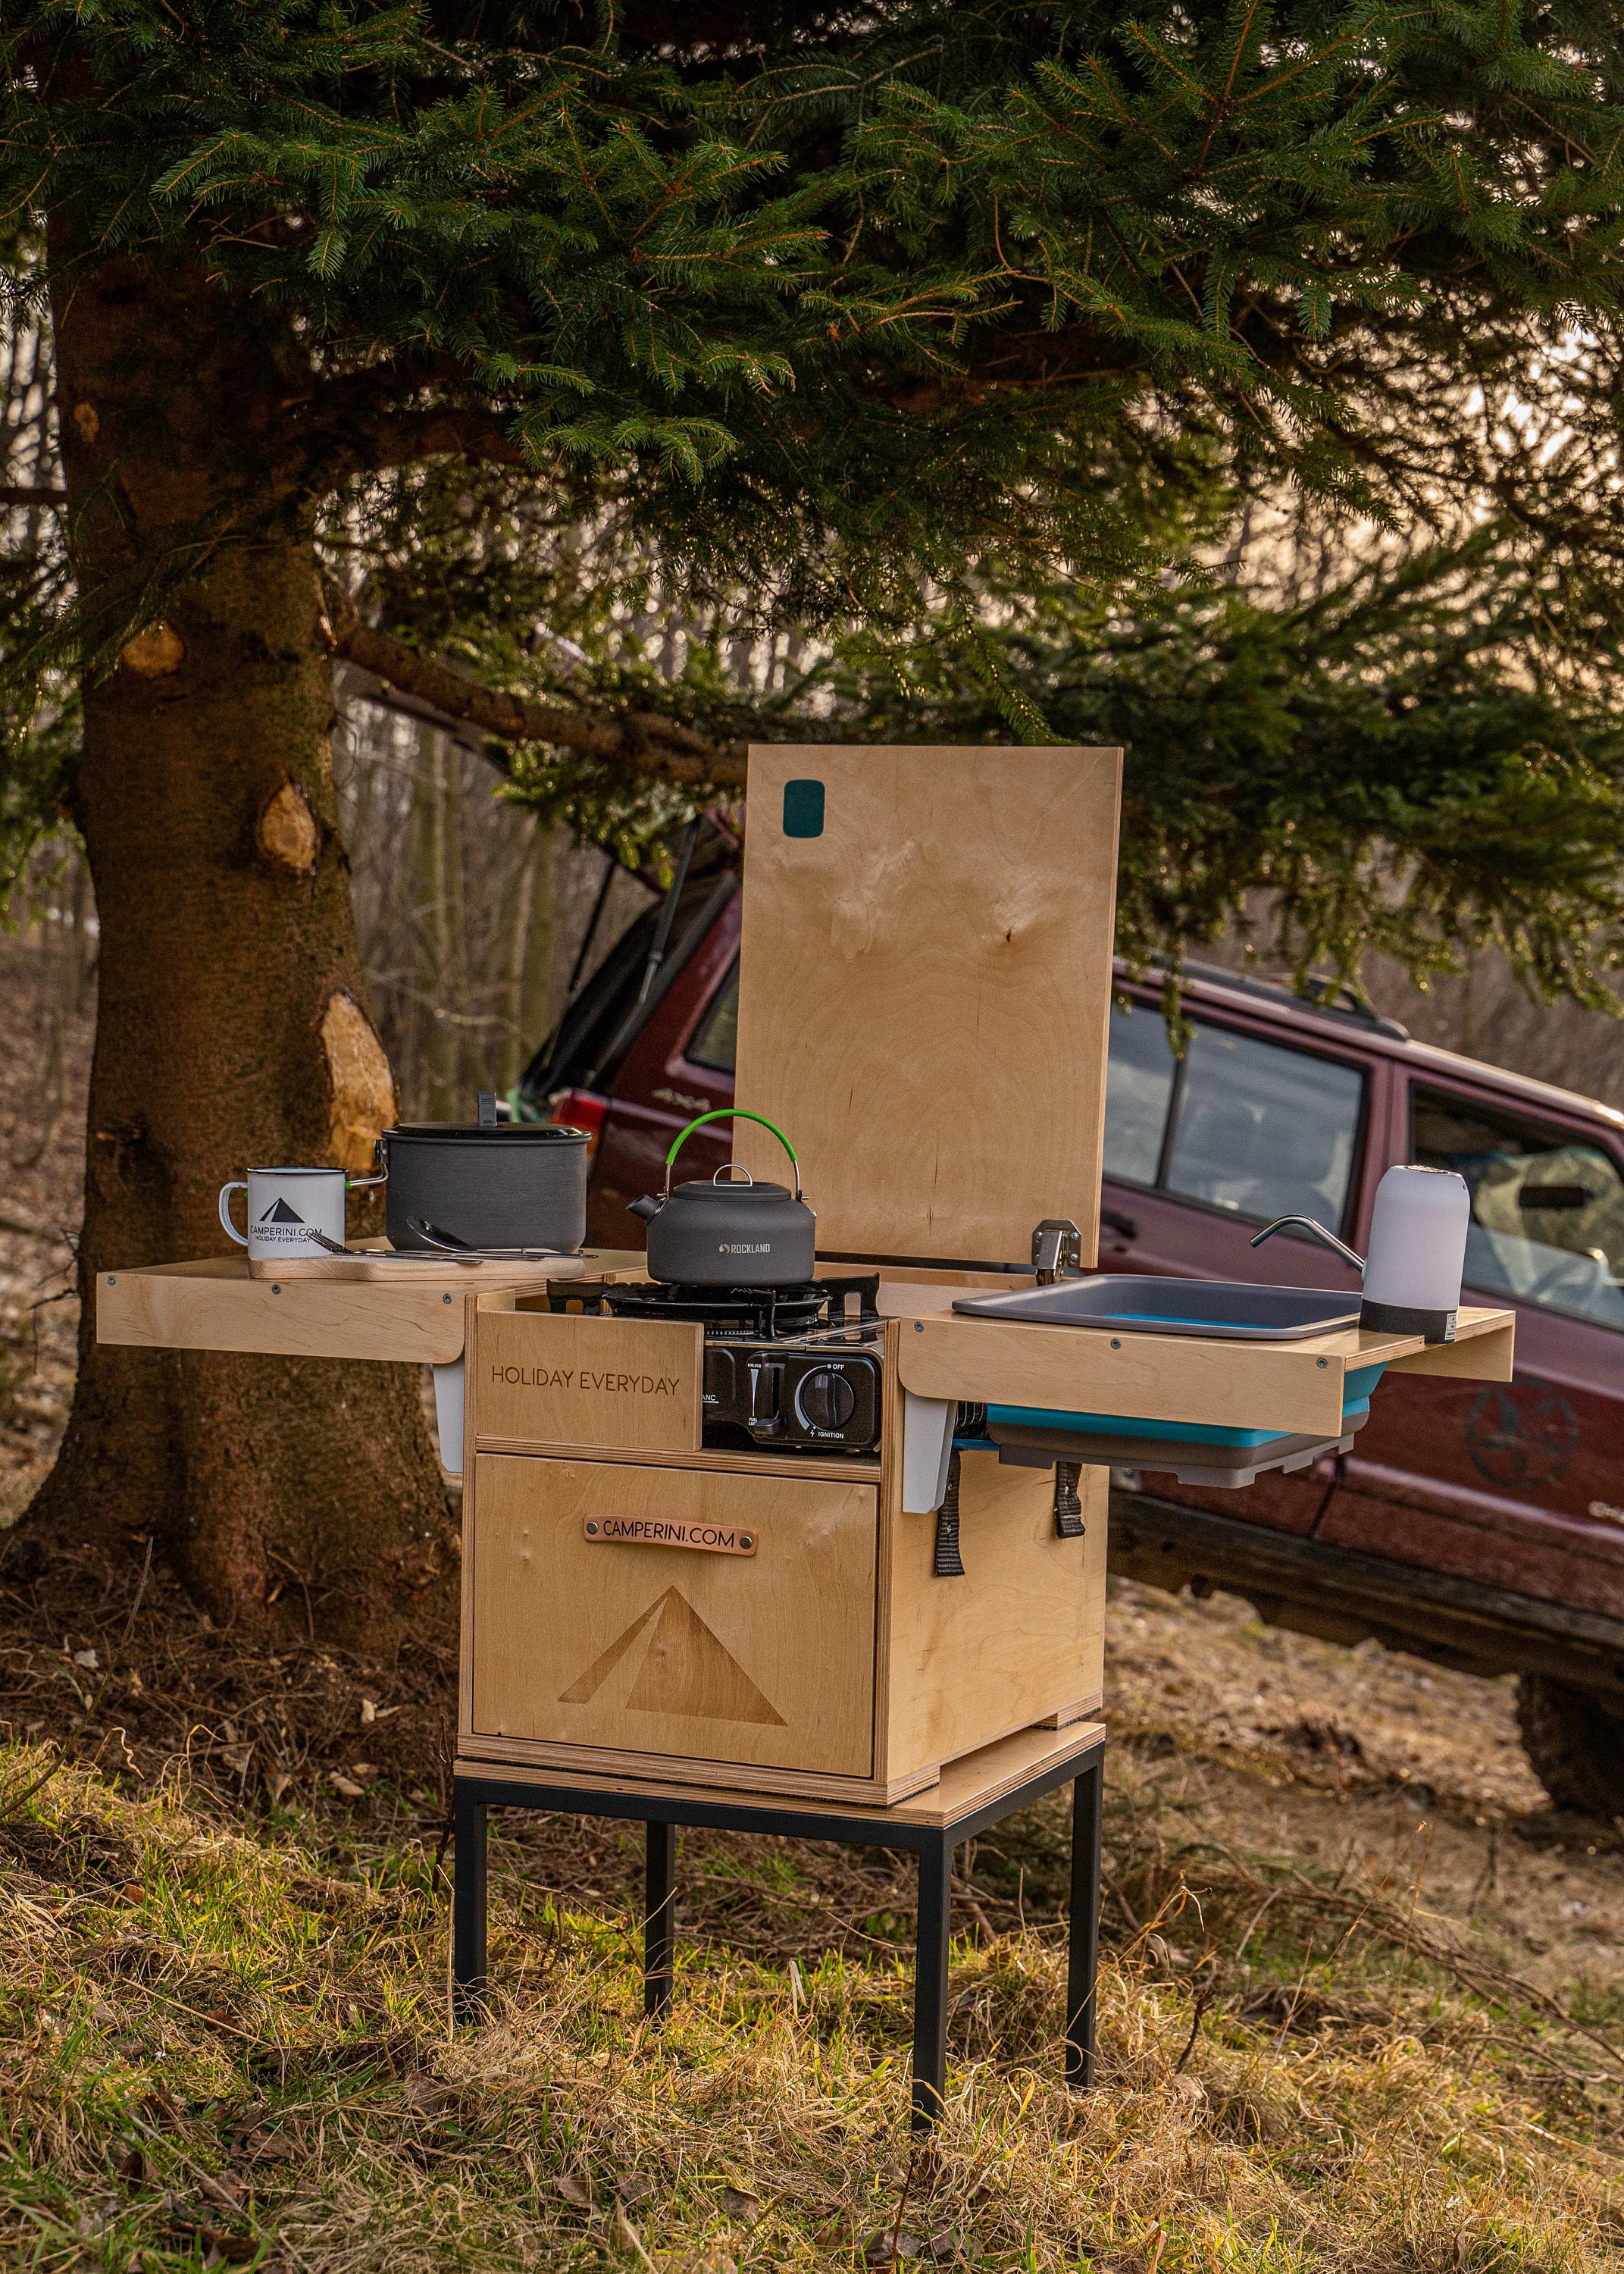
[377,1096,589,1254]
[628,1110,816,1286]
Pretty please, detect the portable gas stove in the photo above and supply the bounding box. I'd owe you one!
[599,1273,884,1454]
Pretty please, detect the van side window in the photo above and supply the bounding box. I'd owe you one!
[1102,1004,1178,1186]
[1412,1086,1624,1330]
[1167,1025,1364,1234]
[685,960,739,1074]
[1104,1007,1366,1236]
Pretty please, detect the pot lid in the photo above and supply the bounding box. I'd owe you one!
[669,1176,797,1204]
[386,1122,587,1143]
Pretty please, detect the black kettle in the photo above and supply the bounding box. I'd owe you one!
[628,1110,816,1286]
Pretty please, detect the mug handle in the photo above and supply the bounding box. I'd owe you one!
[218,1182,249,1246]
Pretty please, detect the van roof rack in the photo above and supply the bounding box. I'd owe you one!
[1164,959,1412,1043]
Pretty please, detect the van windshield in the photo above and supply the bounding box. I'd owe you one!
[1413,1085,1624,1330]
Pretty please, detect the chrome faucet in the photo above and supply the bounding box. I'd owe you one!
[1250,1215,1366,1273]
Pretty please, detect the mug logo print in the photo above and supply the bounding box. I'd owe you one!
[258,1198,307,1225]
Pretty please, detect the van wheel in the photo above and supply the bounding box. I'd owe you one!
[1516,1675,1624,1815]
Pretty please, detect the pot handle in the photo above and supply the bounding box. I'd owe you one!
[664,1110,800,1201]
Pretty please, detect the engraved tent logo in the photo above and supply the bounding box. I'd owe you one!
[559,1586,784,1726]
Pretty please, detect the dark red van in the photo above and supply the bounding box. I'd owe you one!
[515,846,1624,1813]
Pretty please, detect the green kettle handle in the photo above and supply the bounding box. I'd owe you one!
[664,1109,801,1201]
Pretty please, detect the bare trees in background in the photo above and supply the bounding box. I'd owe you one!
[4,844,94,1175]
[335,700,555,1120]
[333,694,651,1121]
[5,696,652,1170]
[1360,952,1624,1111]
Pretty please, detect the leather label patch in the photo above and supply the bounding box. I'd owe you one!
[582,1516,756,1556]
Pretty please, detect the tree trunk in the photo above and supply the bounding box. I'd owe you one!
[24,251,455,1653]
[413,726,468,1118]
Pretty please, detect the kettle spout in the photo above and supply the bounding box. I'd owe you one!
[626,1194,661,1223]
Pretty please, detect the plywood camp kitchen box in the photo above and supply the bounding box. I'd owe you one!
[452,744,1128,1800]
[458,1291,1109,1802]
[98,744,1516,1809]
[448,743,1515,1801]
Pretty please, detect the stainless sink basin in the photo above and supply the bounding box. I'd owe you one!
[951,1274,1360,1340]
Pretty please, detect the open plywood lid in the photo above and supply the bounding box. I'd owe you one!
[732,744,1123,1270]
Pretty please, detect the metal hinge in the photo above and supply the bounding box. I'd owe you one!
[1031,1217,1083,1284]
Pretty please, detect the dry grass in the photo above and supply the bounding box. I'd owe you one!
[2,1735,1622,2274]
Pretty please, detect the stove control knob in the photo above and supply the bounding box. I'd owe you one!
[796,1366,856,1432]
[748,1361,784,1427]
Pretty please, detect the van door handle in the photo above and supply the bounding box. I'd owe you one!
[1101,1208,1139,1241]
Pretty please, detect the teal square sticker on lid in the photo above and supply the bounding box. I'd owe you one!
[782,778,825,838]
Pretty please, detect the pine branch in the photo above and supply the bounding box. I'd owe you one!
[306,383,535,478]
[320,583,746,788]
[358,409,531,474]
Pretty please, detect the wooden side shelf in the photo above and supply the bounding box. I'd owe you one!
[95,1250,648,1364]
[892,1302,1514,1436]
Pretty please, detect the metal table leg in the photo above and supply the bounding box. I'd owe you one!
[451,1733,1104,2110]
[645,1818,677,2020]
[912,1832,953,2129]
[452,1785,488,2022]
[1065,1759,1103,2088]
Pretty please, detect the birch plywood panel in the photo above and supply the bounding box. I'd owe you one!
[468,1457,878,1776]
[882,1453,1103,1785]
[476,1311,702,1452]
[456,1719,1105,1826]
[733,744,1122,1267]
[894,1305,1516,1438]
[95,1258,468,1364]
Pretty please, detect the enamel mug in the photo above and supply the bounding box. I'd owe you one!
[217,1166,380,1262]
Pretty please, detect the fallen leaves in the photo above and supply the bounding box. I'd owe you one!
[399,2074,455,2116]
[239,2128,297,2164]
[612,2201,659,2269]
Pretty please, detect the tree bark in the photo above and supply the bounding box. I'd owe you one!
[25,251,455,1653]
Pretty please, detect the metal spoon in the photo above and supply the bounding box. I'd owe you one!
[407,1215,571,1264]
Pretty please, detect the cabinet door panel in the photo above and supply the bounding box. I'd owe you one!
[470,1457,877,1775]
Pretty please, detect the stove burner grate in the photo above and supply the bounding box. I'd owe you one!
[602,1273,879,1342]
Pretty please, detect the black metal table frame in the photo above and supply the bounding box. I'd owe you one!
[453,1737,1103,2131]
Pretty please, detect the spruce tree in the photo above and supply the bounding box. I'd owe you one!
[2,1,1622,1642]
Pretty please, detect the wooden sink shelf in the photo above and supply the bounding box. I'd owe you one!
[891,1301,1513,1436]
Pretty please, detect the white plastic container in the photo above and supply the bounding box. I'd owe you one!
[1360,1164,1471,1343]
